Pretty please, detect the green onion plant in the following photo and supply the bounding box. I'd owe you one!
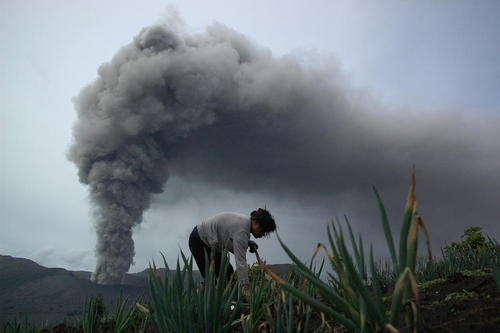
[110,294,138,333]
[147,250,241,333]
[0,319,37,333]
[265,173,425,332]
[81,294,105,333]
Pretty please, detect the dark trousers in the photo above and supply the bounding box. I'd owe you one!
[188,226,234,281]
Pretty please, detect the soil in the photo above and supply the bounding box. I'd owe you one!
[416,271,500,332]
[13,271,500,332]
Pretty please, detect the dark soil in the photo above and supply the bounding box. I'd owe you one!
[12,271,500,332]
[41,323,81,333]
[417,271,500,332]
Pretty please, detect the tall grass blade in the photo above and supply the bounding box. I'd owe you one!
[346,216,365,278]
[277,281,360,332]
[417,217,433,264]
[373,185,398,269]
[398,171,417,274]
[406,215,419,272]
[276,235,359,317]
[369,246,386,312]
[335,230,388,325]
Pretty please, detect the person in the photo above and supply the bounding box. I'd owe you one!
[188,208,276,288]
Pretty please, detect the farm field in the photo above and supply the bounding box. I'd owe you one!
[2,178,499,333]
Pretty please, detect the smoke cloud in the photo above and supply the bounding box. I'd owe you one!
[69,21,500,284]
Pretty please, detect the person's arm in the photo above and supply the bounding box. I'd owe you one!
[232,231,250,284]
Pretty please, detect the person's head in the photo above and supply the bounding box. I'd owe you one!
[250,208,276,238]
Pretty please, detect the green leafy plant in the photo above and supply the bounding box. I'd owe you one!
[408,227,499,283]
[265,173,426,332]
[241,264,276,332]
[82,294,106,333]
[274,272,328,333]
[374,229,499,290]
[242,256,324,333]
[448,227,488,251]
[110,294,138,333]
[1,319,37,333]
[147,250,241,333]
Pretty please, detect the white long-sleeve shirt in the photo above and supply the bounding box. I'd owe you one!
[197,212,251,284]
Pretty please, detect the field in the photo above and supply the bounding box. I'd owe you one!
[3,176,499,333]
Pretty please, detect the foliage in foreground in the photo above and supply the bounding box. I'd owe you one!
[263,173,425,333]
[3,174,500,333]
[146,252,241,333]
[145,251,332,333]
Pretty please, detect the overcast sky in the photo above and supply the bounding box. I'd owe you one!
[1,0,499,274]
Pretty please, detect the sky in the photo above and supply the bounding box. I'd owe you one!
[1,0,499,276]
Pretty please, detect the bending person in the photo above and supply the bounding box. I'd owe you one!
[188,208,276,288]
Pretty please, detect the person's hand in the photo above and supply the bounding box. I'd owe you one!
[248,240,258,253]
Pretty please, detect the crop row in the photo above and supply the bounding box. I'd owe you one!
[3,174,499,333]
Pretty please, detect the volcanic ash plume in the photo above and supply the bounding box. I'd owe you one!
[69,21,500,284]
[68,23,328,284]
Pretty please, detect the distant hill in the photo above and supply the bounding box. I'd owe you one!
[0,255,185,325]
[0,255,292,325]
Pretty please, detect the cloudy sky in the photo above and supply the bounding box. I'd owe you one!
[1,0,499,276]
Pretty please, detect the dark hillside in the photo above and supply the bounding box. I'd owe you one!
[0,255,150,325]
[0,255,291,326]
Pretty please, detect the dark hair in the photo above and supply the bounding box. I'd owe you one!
[250,208,276,236]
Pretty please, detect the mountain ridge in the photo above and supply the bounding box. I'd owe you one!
[0,254,185,325]
[0,254,291,325]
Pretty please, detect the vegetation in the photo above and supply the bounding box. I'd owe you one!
[375,226,500,288]
[262,173,427,333]
[2,174,499,332]
[146,253,240,333]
